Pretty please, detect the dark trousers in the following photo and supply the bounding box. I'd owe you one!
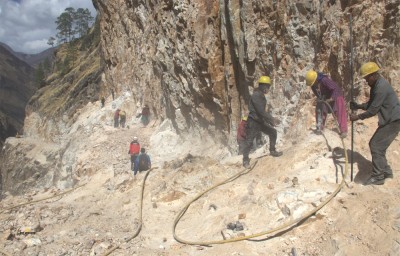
[243,118,277,163]
[369,120,400,178]
[238,140,246,155]
[130,154,138,171]
[238,133,262,155]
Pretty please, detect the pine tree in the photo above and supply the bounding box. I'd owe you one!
[74,8,94,37]
[54,7,94,44]
[47,36,56,47]
[55,8,75,43]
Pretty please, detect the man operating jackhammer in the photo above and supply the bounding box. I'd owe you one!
[350,62,400,185]
[305,70,348,138]
[242,76,283,168]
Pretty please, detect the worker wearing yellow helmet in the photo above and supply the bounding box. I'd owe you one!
[242,76,282,168]
[305,70,348,138]
[350,62,400,185]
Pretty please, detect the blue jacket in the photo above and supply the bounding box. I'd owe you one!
[134,153,151,175]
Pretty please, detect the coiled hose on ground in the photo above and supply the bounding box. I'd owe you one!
[172,100,348,245]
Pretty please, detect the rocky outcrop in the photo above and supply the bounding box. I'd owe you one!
[94,0,400,150]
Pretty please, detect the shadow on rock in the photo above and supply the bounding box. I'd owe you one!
[330,147,372,184]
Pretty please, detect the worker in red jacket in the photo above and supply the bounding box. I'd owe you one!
[128,137,140,172]
[114,109,120,128]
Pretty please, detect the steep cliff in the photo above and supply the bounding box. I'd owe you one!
[94,0,400,151]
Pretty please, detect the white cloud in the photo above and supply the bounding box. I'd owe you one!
[0,0,97,54]
[23,38,49,52]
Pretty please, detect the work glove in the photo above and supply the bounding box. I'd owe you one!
[350,101,361,110]
[350,113,360,122]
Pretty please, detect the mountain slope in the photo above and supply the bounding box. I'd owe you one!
[0,42,56,67]
[0,44,36,148]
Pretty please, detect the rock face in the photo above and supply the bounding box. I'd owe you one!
[1,1,400,195]
[94,0,400,149]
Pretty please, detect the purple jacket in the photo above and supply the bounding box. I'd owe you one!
[311,73,343,101]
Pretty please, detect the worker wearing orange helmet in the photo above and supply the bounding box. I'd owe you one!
[242,76,282,168]
[306,70,348,137]
[350,62,400,185]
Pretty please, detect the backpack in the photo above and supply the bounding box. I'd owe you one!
[138,154,149,171]
[237,120,247,141]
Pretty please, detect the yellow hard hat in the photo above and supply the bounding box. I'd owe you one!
[305,70,317,86]
[258,76,271,85]
[242,116,248,121]
[360,62,380,77]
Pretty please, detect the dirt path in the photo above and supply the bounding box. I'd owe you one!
[1,117,400,255]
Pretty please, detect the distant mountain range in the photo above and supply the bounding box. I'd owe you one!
[0,42,56,67]
[0,43,38,148]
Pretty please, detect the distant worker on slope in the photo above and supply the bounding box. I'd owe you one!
[128,137,141,172]
[119,110,126,128]
[306,70,348,138]
[350,62,400,185]
[242,76,282,168]
[134,148,151,175]
[114,109,120,128]
[141,104,150,126]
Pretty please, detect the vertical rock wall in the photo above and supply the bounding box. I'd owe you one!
[93,0,400,150]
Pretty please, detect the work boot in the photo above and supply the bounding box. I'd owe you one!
[270,150,283,157]
[364,176,385,185]
[315,130,322,135]
[384,172,394,179]
[243,161,250,169]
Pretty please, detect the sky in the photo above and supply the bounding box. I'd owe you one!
[0,0,97,54]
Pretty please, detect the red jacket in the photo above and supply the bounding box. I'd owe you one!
[237,120,247,141]
[114,110,120,118]
[129,142,140,155]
